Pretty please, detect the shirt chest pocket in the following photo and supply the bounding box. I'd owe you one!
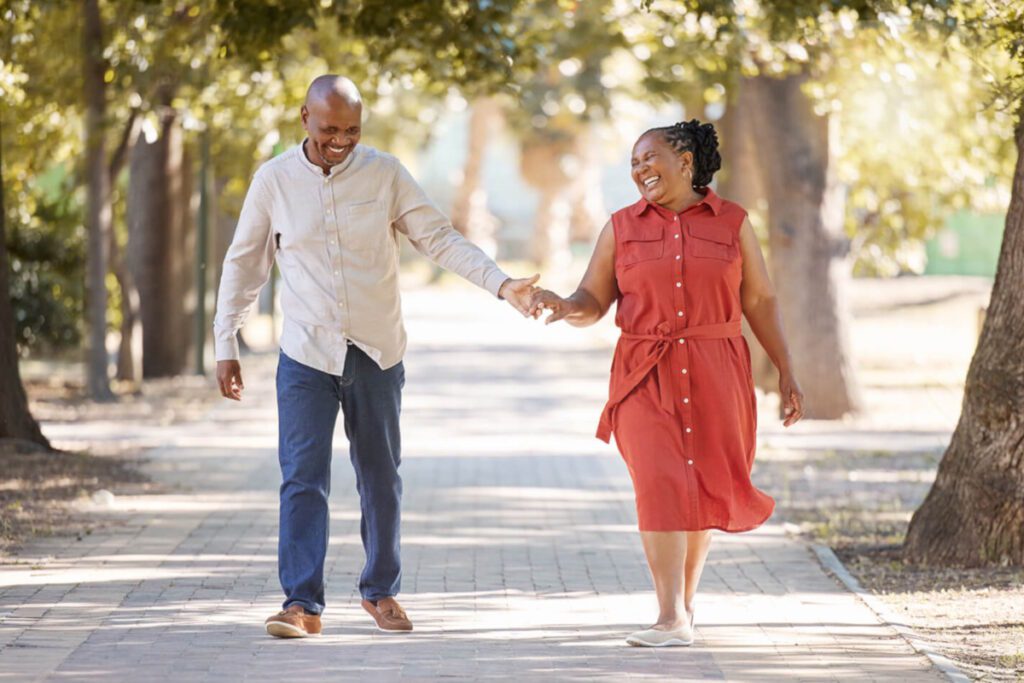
[342,200,387,251]
[617,224,664,268]
[686,220,735,261]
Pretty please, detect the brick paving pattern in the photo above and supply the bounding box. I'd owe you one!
[0,287,944,681]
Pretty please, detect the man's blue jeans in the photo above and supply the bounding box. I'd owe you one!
[275,346,404,615]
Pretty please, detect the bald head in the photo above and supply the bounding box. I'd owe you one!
[305,75,362,108]
[301,75,363,173]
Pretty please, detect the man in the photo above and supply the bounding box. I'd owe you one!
[214,75,537,639]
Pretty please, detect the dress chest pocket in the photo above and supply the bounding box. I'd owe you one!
[686,220,735,261]
[343,200,387,251]
[617,224,664,268]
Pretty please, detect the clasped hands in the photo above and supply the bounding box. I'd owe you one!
[498,275,575,324]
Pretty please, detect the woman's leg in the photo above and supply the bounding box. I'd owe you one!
[683,530,713,619]
[639,531,687,629]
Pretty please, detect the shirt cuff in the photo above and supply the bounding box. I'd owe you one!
[484,268,511,299]
[214,334,240,361]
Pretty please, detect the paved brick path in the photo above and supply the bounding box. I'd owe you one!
[0,286,944,681]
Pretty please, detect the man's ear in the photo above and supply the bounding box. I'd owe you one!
[300,105,309,128]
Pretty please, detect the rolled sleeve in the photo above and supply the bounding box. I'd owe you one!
[389,161,509,296]
[212,171,276,360]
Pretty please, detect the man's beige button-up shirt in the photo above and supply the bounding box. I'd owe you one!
[213,142,509,374]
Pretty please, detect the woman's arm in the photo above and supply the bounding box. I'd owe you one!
[738,218,805,426]
[529,219,618,327]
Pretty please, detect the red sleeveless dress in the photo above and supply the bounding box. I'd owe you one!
[597,188,775,532]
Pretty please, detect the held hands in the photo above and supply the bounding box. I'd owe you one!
[779,372,805,427]
[528,289,577,325]
[217,360,245,401]
[499,274,541,317]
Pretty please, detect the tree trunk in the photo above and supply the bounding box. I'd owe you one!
[720,78,776,394]
[520,134,574,270]
[127,100,194,378]
[568,127,606,245]
[746,72,862,419]
[82,0,114,400]
[109,112,142,384]
[0,117,51,447]
[451,97,501,257]
[902,107,1024,567]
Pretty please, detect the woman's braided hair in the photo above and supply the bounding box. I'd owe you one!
[646,119,722,189]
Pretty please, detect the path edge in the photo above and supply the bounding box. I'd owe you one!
[783,524,971,683]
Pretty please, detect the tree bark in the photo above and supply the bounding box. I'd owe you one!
[902,106,1024,567]
[746,72,862,418]
[0,116,51,447]
[719,78,776,394]
[127,100,195,378]
[82,0,114,400]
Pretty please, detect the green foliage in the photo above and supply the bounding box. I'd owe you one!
[6,178,85,355]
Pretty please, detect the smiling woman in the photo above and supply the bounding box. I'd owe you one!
[528,117,805,648]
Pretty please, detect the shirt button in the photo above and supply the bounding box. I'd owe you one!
[675,255,681,260]
[681,368,688,374]
[686,427,692,433]
[687,459,693,465]
[677,311,683,317]
[338,301,344,308]
[678,339,685,345]
[676,282,682,288]
[683,398,689,404]
[674,234,680,239]
[334,270,339,275]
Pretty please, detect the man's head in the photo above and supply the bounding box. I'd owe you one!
[301,75,363,171]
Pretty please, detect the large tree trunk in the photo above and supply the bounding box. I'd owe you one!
[720,78,776,394]
[450,97,501,257]
[82,0,114,400]
[127,100,195,378]
[0,118,51,447]
[902,108,1024,567]
[747,72,862,418]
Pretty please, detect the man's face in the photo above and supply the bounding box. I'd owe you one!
[301,96,362,170]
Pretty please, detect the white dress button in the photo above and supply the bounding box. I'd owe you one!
[677,311,683,317]
[676,282,682,288]
[687,459,693,465]
[675,255,681,260]
[674,234,680,239]
[681,368,688,374]
[678,339,685,344]
[683,398,689,404]
[686,427,692,433]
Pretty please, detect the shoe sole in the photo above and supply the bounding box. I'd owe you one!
[626,636,694,647]
[265,621,320,639]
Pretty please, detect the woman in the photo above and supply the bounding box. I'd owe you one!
[529,119,804,647]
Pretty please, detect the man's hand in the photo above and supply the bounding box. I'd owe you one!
[498,274,540,317]
[217,360,245,401]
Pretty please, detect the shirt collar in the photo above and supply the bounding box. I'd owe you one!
[632,186,723,217]
[296,139,360,178]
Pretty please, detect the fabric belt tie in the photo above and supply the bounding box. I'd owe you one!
[596,320,742,443]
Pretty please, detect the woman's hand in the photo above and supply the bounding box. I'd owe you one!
[529,289,579,324]
[779,372,805,427]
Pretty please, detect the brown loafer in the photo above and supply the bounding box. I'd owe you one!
[361,597,413,632]
[265,604,322,638]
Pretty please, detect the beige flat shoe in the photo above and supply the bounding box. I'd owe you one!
[625,623,694,647]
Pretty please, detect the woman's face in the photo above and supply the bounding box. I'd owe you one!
[630,132,692,205]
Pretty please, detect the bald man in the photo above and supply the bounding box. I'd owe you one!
[214,75,538,638]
